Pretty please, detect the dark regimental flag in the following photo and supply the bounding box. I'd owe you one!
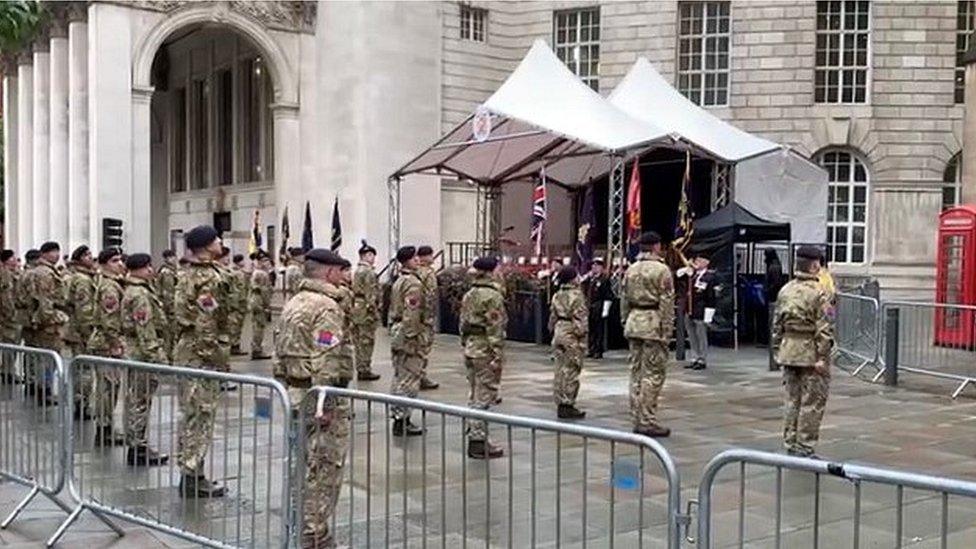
[301,201,314,253]
[248,210,262,257]
[672,151,694,265]
[626,158,642,259]
[530,167,547,257]
[278,206,290,261]
[575,184,595,269]
[330,197,342,252]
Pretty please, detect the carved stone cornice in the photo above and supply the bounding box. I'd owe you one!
[66,1,89,23]
[46,1,71,38]
[109,0,316,33]
[31,24,50,53]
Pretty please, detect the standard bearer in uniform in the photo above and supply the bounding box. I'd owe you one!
[350,241,381,381]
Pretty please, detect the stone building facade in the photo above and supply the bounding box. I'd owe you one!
[2,1,969,296]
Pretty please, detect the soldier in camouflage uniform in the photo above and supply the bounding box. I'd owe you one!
[324,260,355,386]
[88,248,128,445]
[156,250,179,361]
[175,225,229,498]
[23,243,68,402]
[388,246,427,437]
[621,232,674,438]
[284,247,306,299]
[549,266,587,420]
[274,248,349,548]
[460,256,507,459]
[0,250,20,382]
[350,241,381,381]
[63,245,98,415]
[416,246,440,390]
[16,250,39,351]
[230,254,250,355]
[773,245,834,458]
[249,251,274,360]
[120,253,170,467]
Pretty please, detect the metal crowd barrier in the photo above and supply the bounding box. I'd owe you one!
[881,301,976,398]
[695,448,976,548]
[833,292,884,381]
[0,344,75,530]
[48,355,293,548]
[296,386,686,549]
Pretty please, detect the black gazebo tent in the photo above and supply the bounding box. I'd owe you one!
[688,202,791,348]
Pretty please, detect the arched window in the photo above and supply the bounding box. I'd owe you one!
[817,149,869,264]
[943,154,962,211]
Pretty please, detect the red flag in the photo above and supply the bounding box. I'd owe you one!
[626,159,642,242]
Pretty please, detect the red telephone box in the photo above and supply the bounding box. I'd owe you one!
[934,205,976,348]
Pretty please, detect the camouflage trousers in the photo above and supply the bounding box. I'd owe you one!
[178,378,220,474]
[553,338,584,406]
[23,330,61,386]
[465,354,501,441]
[0,326,20,376]
[66,341,94,405]
[90,352,123,430]
[350,321,377,375]
[389,351,424,420]
[782,366,830,456]
[300,397,350,549]
[420,324,436,382]
[628,339,669,429]
[251,312,269,355]
[125,370,160,447]
[228,312,245,350]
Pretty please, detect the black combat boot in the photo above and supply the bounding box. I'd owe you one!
[392,418,424,437]
[126,446,170,467]
[179,474,227,498]
[251,351,271,360]
[467,440,504,459]
[634,424,671,438]
[557,404,586,420]
[420,378,440,390]
[357,371,381,382]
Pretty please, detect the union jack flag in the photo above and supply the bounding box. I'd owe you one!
[531,167,547,257]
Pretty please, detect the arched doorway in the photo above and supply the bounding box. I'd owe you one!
[131,6,299,256]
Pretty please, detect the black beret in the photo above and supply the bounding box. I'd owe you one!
[340,259,352,269]
[233,254,245,263]
[288,246,305,257]
[359,239,377,255]
[39,241,60,254]
[252,249,270,261]
[557,266,578,284]
[417,245,434,257]
[0,250,14,262]
[98,248,122,264]
[178,257,190,265]
[125,253,152,270]
[162,249,176,259]
[185,225,219,251]
[305,248,345,266]
[25,249,40,262]
[472,256,498,272]
[220,246,231,258]
[70,245,90,262]
[639,231,661,245]
[796,245,823,261]
[396,246,416,263]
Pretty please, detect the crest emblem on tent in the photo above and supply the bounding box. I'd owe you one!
[472,105,492,142]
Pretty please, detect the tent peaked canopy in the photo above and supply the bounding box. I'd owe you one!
[689,201,791,258]
[609,58,780,162]
[393,40,671,187]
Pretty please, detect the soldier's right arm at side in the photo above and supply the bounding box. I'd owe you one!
[814,288,834,361]
[619,273,630,325]
[658,266,676,339]
[571,289,588,337]
[400,280,426,340]
[34,270,67,327]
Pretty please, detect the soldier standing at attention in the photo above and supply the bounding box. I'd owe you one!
[460,256,507,459]
[120,253,170,467]
[249,250,274,360]
[16,250,40,350]
[415,245,440,390]
[549,266,587,420]
[621,232,674,438]
[156,250,179,361]
[88,248,128,445]
[216,247,240,363]
[0,250,20,382]
[324,259,356,386]
[63,245,98,416]
[25,242,69,401]
[388,246,426,437]
[274,248,349,548]
[230,254,250,355]
[773,246,833,459]
[284,247,306,299]
[175,225,229,498]
[350,241,381,381]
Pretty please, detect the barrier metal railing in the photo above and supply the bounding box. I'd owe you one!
[881,301,976,398]
[0,344,78,530]
[695,448,976,548]
[48,355,293,548]
[296,386,686,549]
[833,292,884,381]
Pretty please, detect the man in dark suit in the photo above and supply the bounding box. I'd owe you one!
[679,256,718,370]
[582,259,614,359]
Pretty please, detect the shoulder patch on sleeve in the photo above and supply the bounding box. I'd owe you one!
[197,293,219,313]
[132,307,150,326]
[314,330,340,349]
[102,295,119,313]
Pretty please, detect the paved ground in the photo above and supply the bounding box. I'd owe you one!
[3,330,976,548]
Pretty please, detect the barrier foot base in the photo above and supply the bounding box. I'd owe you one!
[871,368,886,383]
[1,485,39,528]
[46,504,125,547]
[951,379,972,400]
[850,360,870,377]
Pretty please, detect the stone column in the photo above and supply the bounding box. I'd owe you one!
[49,17,70,248]
[130,86,153,253]
[32,36,50,242]
[67,6,89,249]
[271,103,301,241]
[16,55,33,252]
[2,57,19,250]
[963,48,976,205]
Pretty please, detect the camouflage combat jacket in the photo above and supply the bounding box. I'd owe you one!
[621,253,675,342]
[549,282,587,345]
[174,259,230,369]
[417,265,439,328]
[249,268,273,321]
[388,268,427,355]
[0,267,19,333]
[155,262,179,326]
[274,278,345,389]
[88,272,127,357]
[63,264,97,347]
[772,272,834,368]
[351,262,380,327]
[27,260,69,336]
[459,273,507,359]
[121,276,168,364]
